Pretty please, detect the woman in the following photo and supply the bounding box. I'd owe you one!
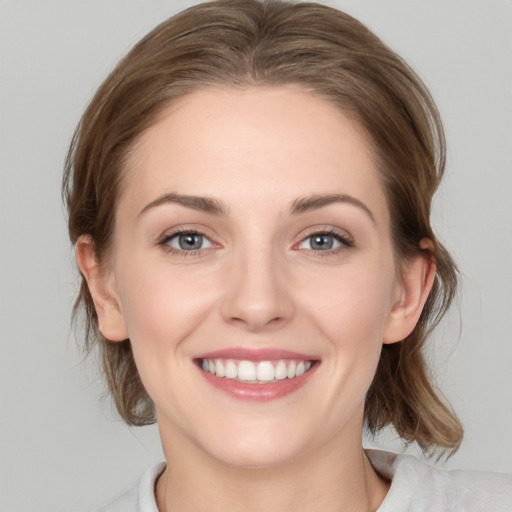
[63,0,512,510]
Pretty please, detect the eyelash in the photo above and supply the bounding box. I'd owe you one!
[157,228,354,257]
[158,228,213,257]
[297,229,354,257]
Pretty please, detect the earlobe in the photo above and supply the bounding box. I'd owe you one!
[383,239,436,344]
[75,235,129,342]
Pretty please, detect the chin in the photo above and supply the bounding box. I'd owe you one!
[208,442,305,470]
[198,419,316,470]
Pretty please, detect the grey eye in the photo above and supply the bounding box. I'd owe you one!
[168,232,213,251]
[299,233,343,251]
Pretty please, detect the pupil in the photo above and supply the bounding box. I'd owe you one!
[179,234,202,250]
[311,234,333,250]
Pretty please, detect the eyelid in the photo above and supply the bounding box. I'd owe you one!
[157,226,221,255]
[294,225,353,244]
[292,226,354,253]
[156,224,218,243]
[166,231,213,250]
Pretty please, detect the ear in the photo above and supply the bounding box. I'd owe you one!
[75,235,129,342]
[383,239,436,344]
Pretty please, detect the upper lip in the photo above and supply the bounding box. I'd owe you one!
[195,347,318,362]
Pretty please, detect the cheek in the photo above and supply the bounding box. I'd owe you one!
[269,260,398,435]
[114,256,219,354]
[301,264,397,349]
[113,262,222,411]
[300,261,396,391]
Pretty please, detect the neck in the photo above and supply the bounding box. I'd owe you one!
[155,425,389,512]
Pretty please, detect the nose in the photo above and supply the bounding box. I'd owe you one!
[220,248,295,332]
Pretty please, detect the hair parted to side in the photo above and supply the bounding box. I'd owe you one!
[63,0,463,455]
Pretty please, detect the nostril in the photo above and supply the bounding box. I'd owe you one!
[228,313,287,332]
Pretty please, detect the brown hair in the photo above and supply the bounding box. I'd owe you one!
[63,0,463,455]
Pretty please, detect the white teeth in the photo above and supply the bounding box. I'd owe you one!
[215,359,225,378]
[200,358,314,382]
[225,360,237,379]
[257,361,275,382]
[286,361,297,379]
[237,360,257,381]
[274,360,287,380]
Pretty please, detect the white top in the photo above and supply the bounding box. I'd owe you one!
[97,450,512,511]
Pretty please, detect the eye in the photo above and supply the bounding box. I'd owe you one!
[161,231,213,252]
[297,231,352,251]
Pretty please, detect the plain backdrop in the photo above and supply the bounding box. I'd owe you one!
[1,1,511,511]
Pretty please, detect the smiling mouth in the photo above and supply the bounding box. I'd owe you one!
[197,358,315,384]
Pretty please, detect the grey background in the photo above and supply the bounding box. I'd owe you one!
[1,1,511,511]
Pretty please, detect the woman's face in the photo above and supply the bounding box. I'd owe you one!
[90,86,423,468]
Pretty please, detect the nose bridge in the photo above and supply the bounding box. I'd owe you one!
[221,237,294,331]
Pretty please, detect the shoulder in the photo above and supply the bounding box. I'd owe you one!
[96,462,165,512]
[367,449,512,512]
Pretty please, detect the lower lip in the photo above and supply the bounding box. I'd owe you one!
[198,363,317,402]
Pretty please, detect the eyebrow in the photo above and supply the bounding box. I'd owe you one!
[290,194,375,223]
[138,193,228,217]
[138,191,375,223]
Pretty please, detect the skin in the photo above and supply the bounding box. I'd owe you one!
[77,86,435,512]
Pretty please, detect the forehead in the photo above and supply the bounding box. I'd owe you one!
[121,86,388,221]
